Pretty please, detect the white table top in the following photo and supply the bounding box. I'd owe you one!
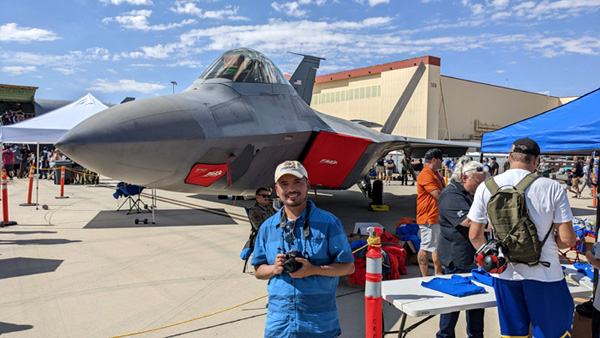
[563,264,594,290]
[381,273,591,317]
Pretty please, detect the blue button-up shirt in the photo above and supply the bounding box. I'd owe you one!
[251,201,354,337]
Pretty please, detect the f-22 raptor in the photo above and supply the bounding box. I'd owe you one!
[57,48,478,198]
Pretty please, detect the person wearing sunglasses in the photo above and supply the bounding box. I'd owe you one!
[249,187,277,232]
[436,157,487,338]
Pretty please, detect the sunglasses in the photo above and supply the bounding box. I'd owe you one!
[463,166,484,174]
[257,194,270,198]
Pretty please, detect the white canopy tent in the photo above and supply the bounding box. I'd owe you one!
[0,93,109,209]
[0,93,109,143]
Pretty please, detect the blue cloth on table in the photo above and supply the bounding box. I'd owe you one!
[396,223,419,236]
[421,275,487,297]
[113,184,145,199]
[574,262,594,279]
[350,240,368,257]
[469,268,493,286]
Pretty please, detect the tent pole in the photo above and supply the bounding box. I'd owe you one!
[35,143,39,210]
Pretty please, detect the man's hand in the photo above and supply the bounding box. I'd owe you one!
[254,253,287,280]
[272,253,286,275]
[289,257,315,279]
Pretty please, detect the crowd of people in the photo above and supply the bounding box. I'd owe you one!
[1,144,68,180]
[1,107,31,126]
[242,137,594,337]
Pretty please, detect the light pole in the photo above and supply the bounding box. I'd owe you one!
[170,81,177,94]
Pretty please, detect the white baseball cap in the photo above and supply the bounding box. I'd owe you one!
[274,160,309,183]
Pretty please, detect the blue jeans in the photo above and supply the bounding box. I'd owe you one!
[436,264,484,338]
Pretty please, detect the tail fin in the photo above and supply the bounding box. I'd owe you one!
[289,52,325,105]
[380,61,426,134]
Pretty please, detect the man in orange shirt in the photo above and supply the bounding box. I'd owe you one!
[416,148,445,276]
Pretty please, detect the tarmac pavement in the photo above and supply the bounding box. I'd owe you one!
[0,176,595,337]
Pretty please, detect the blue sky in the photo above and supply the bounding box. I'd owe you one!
[1,0,599,104]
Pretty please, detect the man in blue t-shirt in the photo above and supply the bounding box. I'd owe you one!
[252,161,355,337]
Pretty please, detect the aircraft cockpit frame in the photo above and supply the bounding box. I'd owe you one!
[200,48,289,85]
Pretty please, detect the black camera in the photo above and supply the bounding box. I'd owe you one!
[475,239,507,273]
[283,250,304,273]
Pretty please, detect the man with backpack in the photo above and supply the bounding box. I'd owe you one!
[467,137,577,338]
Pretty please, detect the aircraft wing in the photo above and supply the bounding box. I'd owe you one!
[385,136,480,158]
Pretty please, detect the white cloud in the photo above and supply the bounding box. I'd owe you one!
[0,47,117,77]
[54,67,83,75]
[461,0,600,20]
[525,35,600,57]
[87,79,166,93]
[0,23,60,43]
[368,0,389,6]
[99,0,153,5]
[271,2,308,17]
[354,0,389,6]
[2,66,37,75]
[271,0,330,17]
[171,2,249,20]
[102,9,196,31]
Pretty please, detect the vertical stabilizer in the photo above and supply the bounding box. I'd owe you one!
[289,53,325,105]
[380,61,426,134]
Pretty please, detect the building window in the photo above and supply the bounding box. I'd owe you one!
[372,86,378,97]
[341,91,345,101]
[355,88,359,99]
[348,89,353,100]
[336,91,340,102]
[366,86,371,98]
[360,87,365,99]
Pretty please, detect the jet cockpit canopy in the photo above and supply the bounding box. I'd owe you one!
[200,48,289,85]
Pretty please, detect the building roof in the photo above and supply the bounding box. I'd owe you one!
[0,84,38,102]
[315,56,440,83]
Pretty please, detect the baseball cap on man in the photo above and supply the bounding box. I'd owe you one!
[510,137,540,156]
[274,160,309,183]
[424,148,443,161]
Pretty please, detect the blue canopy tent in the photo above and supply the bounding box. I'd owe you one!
[481,87,600,155]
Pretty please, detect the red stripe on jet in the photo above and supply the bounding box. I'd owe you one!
[302,132,372,188]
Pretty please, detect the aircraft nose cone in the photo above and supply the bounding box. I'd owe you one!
[57,95,207,184]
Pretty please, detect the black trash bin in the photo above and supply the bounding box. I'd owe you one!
[53,160,73,185]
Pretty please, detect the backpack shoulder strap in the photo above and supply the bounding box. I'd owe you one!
[515,172,539,192]
[484,177,501,194]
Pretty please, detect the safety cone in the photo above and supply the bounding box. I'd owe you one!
[1,170,17,227]
[20,165,38,206]
[55,166,69,199]
[365,226,383,338]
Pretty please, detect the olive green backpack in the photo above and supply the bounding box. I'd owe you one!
[484,173,552,267]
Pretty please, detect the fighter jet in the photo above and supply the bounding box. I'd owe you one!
[57,48,478,197]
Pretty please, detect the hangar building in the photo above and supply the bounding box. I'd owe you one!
[310,55,576,142]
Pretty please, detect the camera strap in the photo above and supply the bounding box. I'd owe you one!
[279,202,311,257]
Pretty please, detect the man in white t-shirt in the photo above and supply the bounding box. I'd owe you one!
[468,137,577,338]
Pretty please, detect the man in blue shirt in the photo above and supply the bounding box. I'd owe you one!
[251,160,355,337]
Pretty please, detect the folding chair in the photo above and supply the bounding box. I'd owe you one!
[113,182,150,215]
